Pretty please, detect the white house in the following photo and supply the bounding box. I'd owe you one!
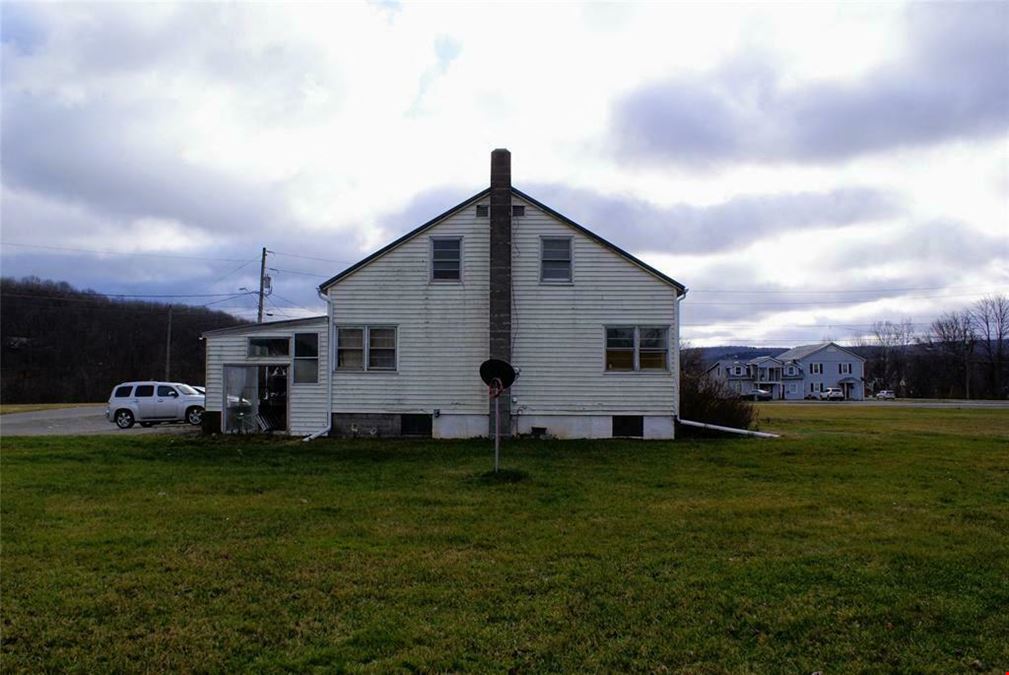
[707,342,866,400]
[202,149,687,439]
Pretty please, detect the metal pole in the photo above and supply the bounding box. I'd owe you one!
[164,304,173,380]
[494,394,500,472]
[257,246,267,323]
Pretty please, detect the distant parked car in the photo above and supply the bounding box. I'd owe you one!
[820,387,845,401]
[742,388,773,401]
[876,390,896,400]
[105,381,205,429]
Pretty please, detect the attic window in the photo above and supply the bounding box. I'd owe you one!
[476,205,489,217]
[431,237,461,281]
[512,205,525,217]
[541,237,572,282]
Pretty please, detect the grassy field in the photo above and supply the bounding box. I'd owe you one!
[3,406,1007,672]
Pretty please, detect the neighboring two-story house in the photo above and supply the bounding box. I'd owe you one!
[707,342,865,400]
[201,149,687,439]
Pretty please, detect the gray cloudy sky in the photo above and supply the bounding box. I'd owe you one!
[1,1,1006,346]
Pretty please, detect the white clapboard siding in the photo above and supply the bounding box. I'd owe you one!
[204,318,329,434]
[510,196,679,415]
[327,207,490,414]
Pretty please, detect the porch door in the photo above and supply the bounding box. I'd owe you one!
[224,366,258,433]
[223,365,288,433]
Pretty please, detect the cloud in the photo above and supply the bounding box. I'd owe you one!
[525,183,898,255]
[611,2,1009,166]
[1,93,292,237]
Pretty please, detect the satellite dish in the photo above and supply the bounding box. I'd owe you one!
[480,359,516,391]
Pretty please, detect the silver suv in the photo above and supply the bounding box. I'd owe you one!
[105,381,205,429]
[820,387,845,401]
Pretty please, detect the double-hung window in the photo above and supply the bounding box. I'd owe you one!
[810,363,823,375]
[336,326,397,372]
[541,237,572,282]
[431,237,461,282]
[605,326,669,371]
[838,363,852,375]
[294,333,319,383]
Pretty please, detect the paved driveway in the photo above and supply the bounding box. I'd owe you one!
[1,406,201,437]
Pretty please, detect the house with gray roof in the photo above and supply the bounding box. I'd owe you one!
[707,342,865,400]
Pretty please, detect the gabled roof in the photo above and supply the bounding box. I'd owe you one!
[776,342,865,362]
[747,355,783,366]
[513,188,686,294]
[202,315,327,338]
[318,187,686,295]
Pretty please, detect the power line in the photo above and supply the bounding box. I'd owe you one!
[685,291,992,306]
[268,266,329,278]
[1,241,250,263]
[688,284,997,294]
[270,250,354,265]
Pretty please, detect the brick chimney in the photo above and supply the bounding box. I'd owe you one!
[489,148,512,437]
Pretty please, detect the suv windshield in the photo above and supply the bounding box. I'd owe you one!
[176,384,198,395]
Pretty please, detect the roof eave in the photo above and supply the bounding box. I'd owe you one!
[319,188,491,292]
[511,187,687,295]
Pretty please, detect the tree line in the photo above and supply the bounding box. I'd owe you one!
[857,294,1008,399]
[1,276,245,403]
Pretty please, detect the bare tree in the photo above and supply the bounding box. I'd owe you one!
[929,311,977,399]
[870,318,916,395]
[971,294,1009,399]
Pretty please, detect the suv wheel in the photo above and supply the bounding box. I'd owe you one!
[186,406,204,426]
[115,409,135,429]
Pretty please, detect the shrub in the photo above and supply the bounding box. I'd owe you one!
[679,347,757,431]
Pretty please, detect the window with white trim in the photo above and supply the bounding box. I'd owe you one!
[786,366,796,376]
[838,363,852,374]
[605,326,669,371]
[431,237,461,282]
[293,333,319,383]
[541,237,572,282]
[810,363,823,374]
[732,366,743,376]
[248,337,289,357]
[336,326,398,372]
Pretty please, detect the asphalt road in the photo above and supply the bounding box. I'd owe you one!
[1,406,201,437]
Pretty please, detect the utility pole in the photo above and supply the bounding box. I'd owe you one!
[257,246,268,323]
[164,304,173,380]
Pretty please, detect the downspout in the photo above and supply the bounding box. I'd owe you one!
[303,288,333,441]
[674,288,687,427]
[678,419,779,438]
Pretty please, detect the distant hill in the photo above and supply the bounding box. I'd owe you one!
[1,277,245,403]
[692,345,791,368]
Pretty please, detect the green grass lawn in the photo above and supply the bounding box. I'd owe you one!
[3,406,1008,672]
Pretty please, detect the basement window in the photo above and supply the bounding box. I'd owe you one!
[612,415,644,438]
[401,414,433,437]
[476,204,489,217]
